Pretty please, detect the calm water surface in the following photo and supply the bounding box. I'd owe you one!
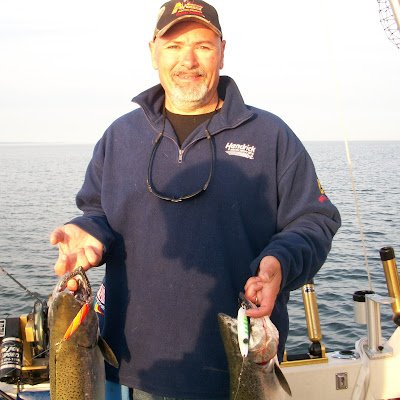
[0,141,399,354]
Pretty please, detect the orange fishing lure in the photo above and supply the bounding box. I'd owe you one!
[63,303,90,341]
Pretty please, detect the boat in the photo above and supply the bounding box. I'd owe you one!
[0,246,399,399]
[280,246,400,399]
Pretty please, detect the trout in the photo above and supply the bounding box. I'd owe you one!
[48,268,118,400]
[218,309,292,400]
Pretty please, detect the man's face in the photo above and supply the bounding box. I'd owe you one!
[150,21,225,114]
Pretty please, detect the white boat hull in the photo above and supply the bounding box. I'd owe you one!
[282,327,400,399]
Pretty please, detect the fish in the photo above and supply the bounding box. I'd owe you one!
[218,307,292,400]
[48,267,118,400]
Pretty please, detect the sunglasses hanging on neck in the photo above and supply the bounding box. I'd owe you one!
[146,101,219,203]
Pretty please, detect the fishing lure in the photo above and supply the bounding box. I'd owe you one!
[232,294,252,400]
[237,303,250,358]
[63,302,90,341]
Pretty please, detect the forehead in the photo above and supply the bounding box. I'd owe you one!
[157,21,220,42]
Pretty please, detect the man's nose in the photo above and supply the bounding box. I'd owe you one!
[180,47,199,68]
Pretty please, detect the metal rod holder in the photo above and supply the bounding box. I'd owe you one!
[365,293,394,359]
[380,246,400,326]
[301,281,326,358]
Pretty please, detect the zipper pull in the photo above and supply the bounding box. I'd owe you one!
[178,149,184,163]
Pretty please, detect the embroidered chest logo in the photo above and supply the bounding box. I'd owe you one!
[225,142,256,160]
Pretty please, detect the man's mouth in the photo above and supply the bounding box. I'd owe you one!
[173,71,204,82]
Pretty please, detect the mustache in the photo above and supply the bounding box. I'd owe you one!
[171,68,206,78]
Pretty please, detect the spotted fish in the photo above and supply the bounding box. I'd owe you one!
[218,306,292,400]
[48,268,118,400]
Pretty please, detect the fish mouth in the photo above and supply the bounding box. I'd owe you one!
[54,267,92,304]
[218,312,279,364]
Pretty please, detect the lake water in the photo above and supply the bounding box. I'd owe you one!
[0,141,399,354]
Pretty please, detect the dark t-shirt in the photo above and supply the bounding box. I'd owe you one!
[165,109,216,146]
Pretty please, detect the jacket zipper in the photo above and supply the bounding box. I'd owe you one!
[153,113,252,164]
[178,148,184,163]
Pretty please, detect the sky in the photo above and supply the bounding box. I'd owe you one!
[1,0,399,143]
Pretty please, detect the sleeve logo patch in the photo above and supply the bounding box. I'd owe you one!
[317,179,329,203]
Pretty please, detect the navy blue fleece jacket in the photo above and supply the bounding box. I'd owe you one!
[70,76,341,398]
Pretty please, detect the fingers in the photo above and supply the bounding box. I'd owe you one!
[244,256,283,318]
[50,224,104,293]
[246,305,271,318]
[71,247,99,271]
[77,247,102,270]
[51,226,71,276]
[54,247,98,293]
[244,279,274,318]
[85,246,102,266]
[244,277,263,304]
[53,247,100,278]
[54,254,70,276]
[49,227,65,245]
[245,286,277,318]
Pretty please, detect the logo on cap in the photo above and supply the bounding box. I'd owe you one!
[172,1,205,18]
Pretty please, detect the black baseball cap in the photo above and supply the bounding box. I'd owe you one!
[154,0,222,39]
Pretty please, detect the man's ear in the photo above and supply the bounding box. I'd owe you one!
[219,40,226,70]
[149,41,158,70]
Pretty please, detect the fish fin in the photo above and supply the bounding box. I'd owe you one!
[274,362,292,396]
[98,335,119,368]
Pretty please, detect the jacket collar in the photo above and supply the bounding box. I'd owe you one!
[132,76,254,136]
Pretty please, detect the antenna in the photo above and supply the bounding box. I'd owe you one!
[389,0,400,28]
[377,0,400,48]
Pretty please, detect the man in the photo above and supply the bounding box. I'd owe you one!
[50,1,341,399]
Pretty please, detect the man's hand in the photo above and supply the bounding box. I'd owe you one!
[50,223,104,290]
[244,256,282,318]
